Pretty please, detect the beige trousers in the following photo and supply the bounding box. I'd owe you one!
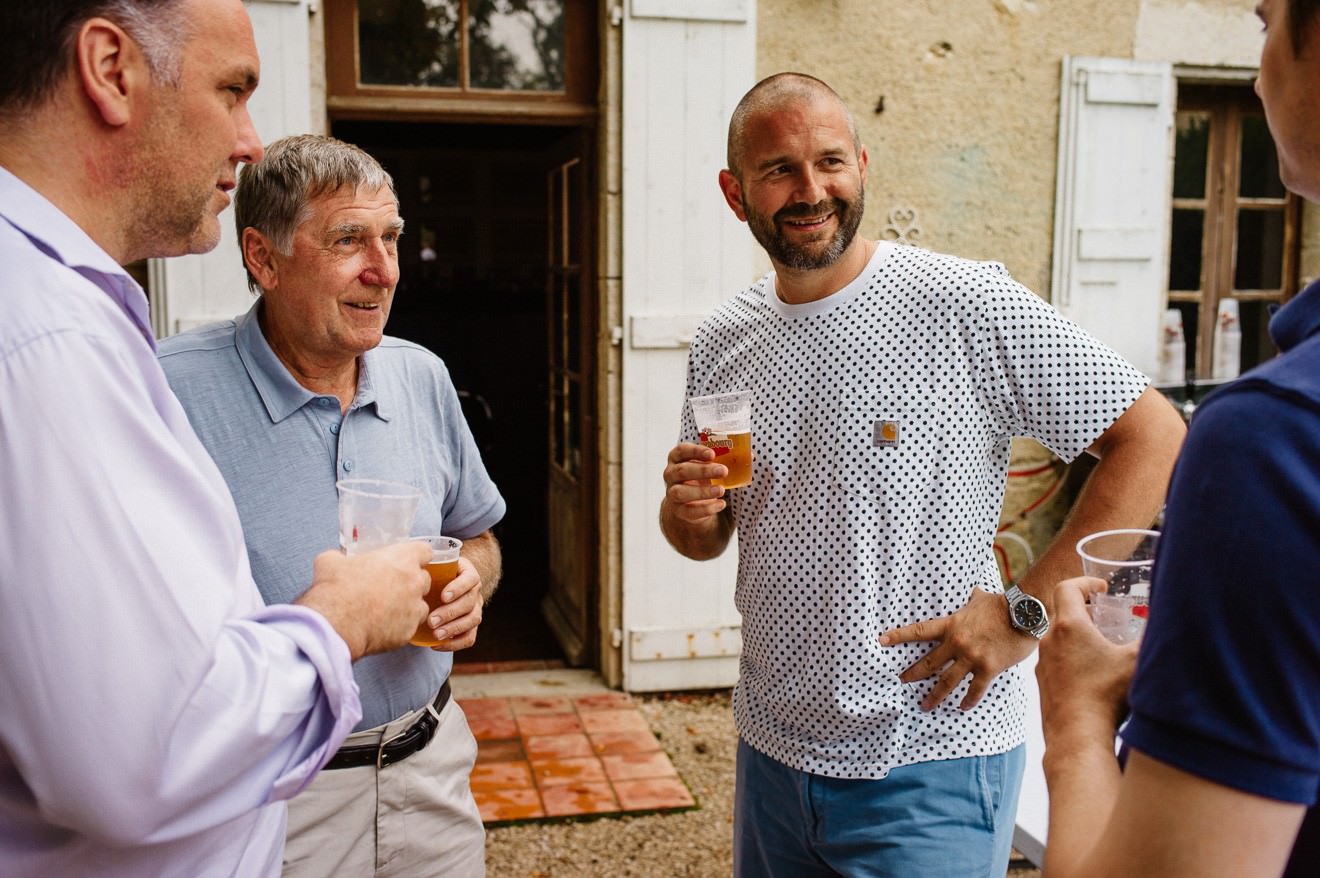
[282,696,486,878]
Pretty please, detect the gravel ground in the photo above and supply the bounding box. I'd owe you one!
[483,690,1042,878]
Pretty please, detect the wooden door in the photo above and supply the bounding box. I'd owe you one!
[541,130,596,665]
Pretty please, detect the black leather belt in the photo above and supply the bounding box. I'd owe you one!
[323,681,450,770]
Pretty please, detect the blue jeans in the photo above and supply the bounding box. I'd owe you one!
[733,740,1026,878]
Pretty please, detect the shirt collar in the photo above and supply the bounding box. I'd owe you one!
[234,300,391,424]
[1270,278,1320,353]
[0,166,154,348]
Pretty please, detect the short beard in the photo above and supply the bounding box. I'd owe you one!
[744,189,864,271]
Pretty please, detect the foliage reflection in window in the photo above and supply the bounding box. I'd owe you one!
[358,0,565,92]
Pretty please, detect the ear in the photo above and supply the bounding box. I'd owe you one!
[242,227,281,292]
[718,169,748,222]
[75,18,147,128]
[857,144,869,185]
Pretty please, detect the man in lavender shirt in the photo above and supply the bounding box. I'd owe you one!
[0,2,434,875]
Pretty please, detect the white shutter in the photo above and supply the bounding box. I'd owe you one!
[1051,56,1175,379]
[619,3,757,692]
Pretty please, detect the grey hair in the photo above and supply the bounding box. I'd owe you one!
[235,134,399,293]
[108,0,191,87]
[726,72,861,177]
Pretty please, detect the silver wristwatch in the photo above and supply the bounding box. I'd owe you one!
[1005,584,1050,639]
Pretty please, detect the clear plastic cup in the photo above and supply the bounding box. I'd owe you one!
[1076,528,1159,644]
[336,479,421,555]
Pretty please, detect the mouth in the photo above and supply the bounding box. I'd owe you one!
[777,201,838,233]
[345,301,381,311]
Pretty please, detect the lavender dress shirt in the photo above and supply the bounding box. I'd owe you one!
[0,167,362,876]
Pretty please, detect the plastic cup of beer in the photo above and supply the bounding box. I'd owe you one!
[336,479,422,555]
[1076,528,1160,645]
[410,535,463,647]
[688,390,753,489]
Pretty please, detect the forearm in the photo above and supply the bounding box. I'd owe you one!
[1040,712,1125,876]
[659,496,734,560]
[461,529,503,602]
[1019,390,1183,606]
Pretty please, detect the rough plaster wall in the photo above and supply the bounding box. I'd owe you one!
[756,0,1141,300]
[1135,0,1262,65]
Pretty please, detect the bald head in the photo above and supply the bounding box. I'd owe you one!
[726,73,861,177]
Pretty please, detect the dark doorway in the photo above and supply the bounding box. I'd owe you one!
[334,120,566,665]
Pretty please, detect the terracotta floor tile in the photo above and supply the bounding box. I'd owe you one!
[599,750,680,782]
[530,755,608,787]
[457,697,513,718]
[509,695,573,715]
[524,732,594,760]
[449,662,491,676]
[476,738,526,764]
[465,695,696,827]
[572,692,635,711]
[476,787,545,823]
[579,708,652,735]
[588,729,662,756]
[612,777,696,811]
[539,781,620,817]
[466,713,519,741]
[515,712,583,737]
[470,760,534,791]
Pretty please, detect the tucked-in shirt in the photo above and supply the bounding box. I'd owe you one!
[0,170,361,876]
[681,242,1148,778]
[159,301,506,730]
[1124,279,1320,872]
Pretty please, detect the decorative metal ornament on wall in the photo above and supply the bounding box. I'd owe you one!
[882,206,923,245]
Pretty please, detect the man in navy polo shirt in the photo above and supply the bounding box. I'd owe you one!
[1038,1,1320,874]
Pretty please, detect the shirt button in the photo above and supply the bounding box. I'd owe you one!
[342,460,353,471]
[330,424,340,435]
[319,398,333,407]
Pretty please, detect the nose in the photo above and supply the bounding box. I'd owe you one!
[359,239,400,289]
[794,166,828,206]
[233,103,264,164]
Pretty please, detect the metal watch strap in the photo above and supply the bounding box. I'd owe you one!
[1005,584,1049,639]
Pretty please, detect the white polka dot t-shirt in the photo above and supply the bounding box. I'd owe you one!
[679,241,1148,778]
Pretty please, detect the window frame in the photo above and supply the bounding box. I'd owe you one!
[1167,81,1302,380]
[323,0,597,124]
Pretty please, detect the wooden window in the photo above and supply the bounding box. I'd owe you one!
[1167,84,1301,381]
[324,0,596,123]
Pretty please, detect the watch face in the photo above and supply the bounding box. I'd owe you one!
[1013,598,1045,629]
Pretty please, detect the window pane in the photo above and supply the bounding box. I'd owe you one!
[567,378,580,478]
[1234,208,1285,290]
[1239,114,1286,199]
[468,0,566,92]
[1239,299,1281,370]
[359,0,460,87]
[567,273,580,373]
[1169,209,1204,290]
[1173,112,1210,199]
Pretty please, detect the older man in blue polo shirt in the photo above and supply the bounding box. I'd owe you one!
[159,134,504,877]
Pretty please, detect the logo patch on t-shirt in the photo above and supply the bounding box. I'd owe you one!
[873,419,900,447]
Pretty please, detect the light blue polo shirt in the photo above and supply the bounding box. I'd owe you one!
[159,300,506,730]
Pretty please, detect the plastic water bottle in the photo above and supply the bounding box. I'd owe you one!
[1212,298,1241,380]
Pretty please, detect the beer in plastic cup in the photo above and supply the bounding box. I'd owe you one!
[688,390,753,489]
[410,535,463,647]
